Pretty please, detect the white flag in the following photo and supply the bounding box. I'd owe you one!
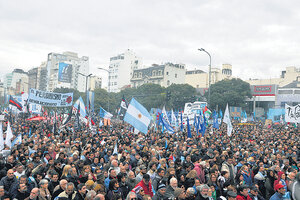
[113,142,118,155]
[171,109,177,127]
[223,104,233,136]
[162,106,170,124]
[0,122,4,150]
[5,122,13,149]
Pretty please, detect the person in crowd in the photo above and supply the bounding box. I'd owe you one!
[152,183,166,200]
[0,112,299,200]
[270,184,286,200]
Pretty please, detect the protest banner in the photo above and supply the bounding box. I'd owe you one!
[285,103,300,123]
[28,88,73,107]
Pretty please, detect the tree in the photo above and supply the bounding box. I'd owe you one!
[209,78,252,111]
[166,84,197,110]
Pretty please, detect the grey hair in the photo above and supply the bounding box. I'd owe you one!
[126,192,137,200]
[169,177,177,185]
[186,187,196,196]
[66,182,75,190]
[86,190,97,200]
[39,179,48,186]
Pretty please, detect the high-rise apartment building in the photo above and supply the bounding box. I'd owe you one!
[46,51,89,92]
[108,49,141,92]
[4,69,28,95]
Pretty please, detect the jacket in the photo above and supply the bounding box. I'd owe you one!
[0,176,18,197]
[269,192,284,200]
[133,180,153,197]
[57,191,77,200]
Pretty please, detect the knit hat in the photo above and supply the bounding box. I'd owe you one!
[158,184,166,190]
[174,188,184,198]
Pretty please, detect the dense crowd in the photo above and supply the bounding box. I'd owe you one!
[0,116,299,200]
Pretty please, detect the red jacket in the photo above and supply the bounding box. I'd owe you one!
[236,195,251,200]
[133,180,153,197]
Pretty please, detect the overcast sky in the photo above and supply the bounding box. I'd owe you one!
[1,0,300,84]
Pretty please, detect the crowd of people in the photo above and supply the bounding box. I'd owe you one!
[0,116,299,200]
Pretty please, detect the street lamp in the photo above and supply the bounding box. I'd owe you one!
[78,72,93,111]
[198,48,212,107]
[97,67,110,92]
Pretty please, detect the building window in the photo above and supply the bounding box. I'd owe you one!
[167,80,170,85]
[134,73,137,78]
[152,71,156,76]
[139,72,142,77]
[158,71,161,76]
[166,72,169,75]
[175,73,177,78]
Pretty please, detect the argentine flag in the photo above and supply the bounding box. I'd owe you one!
[73,97,87,118]
[124,98,152,134]
[99,107,113,119]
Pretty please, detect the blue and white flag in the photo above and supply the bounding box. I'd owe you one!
[187,117,192,138]
[124,98,152,134]
[213,111,219,129]
[180,111,184,131]
[12,134,22,147]
[99,107,113,119]
[99,119,104,127]
[223,104,233,136]
[159,113,174,134]
[162,106,170,124]
[171,109,177,127]
[73,97,87,118]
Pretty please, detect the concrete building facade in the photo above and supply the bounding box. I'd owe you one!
[108,49,141,93]
[89,76,102,91]
[46,51,89,92]
[130,63,185,88]
[4,69,29,95]
[185,64,233,93]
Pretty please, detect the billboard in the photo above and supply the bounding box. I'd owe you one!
[58,63,72,83]
[251,85,277,96]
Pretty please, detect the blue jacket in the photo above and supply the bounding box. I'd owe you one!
[269,192,284,200]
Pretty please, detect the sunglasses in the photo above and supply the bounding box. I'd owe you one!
[130,198,137,200]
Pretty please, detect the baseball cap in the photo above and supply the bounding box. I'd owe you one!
[274,184,284,191]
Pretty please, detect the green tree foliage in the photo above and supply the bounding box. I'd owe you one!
[209,78,252,110]
[166,84,197,110]
[53,83,200,113]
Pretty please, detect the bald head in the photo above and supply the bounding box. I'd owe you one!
[7,169,14,179]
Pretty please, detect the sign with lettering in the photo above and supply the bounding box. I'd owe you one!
[251,85,276,96]
[285,104,300,123]
[28,88,73,107]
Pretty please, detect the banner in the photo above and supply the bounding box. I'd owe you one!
[28,88,73,107]
[285,104,300,123]
[58,63,72,83]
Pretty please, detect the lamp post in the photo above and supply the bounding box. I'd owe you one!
[98,67,110,112]
[78,72,92,105]
[97,67,110,92]
[198,48,212,107]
